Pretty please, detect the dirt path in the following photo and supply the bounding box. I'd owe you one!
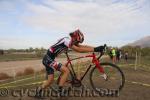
[0,66,150,100]
[0,53,91,76]
[0,53,150,100]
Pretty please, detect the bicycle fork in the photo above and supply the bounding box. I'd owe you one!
[92,53,104,73]
[92,54,108,80]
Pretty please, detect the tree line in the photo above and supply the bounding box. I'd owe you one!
[1,46,150,58]
[0,47,47,57]
[121,46,150,58]
[3,47,46,53]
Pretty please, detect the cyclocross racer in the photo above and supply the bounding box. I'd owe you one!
[36,29,105,97]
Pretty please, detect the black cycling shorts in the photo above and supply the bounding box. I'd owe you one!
[42,55,62,75]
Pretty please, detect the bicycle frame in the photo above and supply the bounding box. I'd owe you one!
[64,51,105,82]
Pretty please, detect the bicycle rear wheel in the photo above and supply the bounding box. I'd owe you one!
[90,62,125,93]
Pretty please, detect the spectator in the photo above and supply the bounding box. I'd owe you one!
[116,49,121,61]
[111,48,116,63]
[119,50,122,59]
[124,51,128,62]
[109,48,113,60]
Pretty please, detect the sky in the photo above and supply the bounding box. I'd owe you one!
[0,0,150,49]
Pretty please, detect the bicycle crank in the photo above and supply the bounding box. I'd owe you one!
[71,79,82,87]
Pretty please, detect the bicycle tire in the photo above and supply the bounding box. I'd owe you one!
[90,62,125,92]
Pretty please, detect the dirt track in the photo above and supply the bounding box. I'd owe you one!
[0,53,150,100]
[0,53,90,76]
[0,66,150,100]
[0,53,91,76]
[0,58,74,76]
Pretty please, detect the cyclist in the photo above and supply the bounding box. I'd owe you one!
[36,29,105,97]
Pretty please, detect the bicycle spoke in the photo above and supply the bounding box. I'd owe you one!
[90,63,125,92]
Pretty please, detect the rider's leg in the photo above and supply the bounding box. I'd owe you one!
[36,74,54,97]
[42,74,54,89]
[58,66,70,88]
[36,70,54,97]
[112,56,116,63]
[41,63,55,89]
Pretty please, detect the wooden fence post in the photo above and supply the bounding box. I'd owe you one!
[134,52,138,70]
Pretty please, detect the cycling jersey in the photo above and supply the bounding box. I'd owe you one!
[47,37,72,57]
[42,37,73,75]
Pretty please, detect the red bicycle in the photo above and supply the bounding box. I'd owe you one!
[57,45,125,93]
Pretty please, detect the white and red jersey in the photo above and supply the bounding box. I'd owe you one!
[48,37,72,57]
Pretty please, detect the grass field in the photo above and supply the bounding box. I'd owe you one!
[0,53,77,62]
[0,54,41,62]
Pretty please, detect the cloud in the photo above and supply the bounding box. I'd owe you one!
[1,0,150,49]
[0,0,16,12]
[0,38,29,49]
[20,0,149,36]
[0,37,50,49]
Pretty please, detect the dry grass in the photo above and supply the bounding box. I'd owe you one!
[16,71,24,77]
[0,73,12,80]
[23,67,34,75]
[15,67,35,77]
[39,68,46,73]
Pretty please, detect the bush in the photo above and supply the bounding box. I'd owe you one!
[23,67,34,75]
[16,71,24,77]
[39,68,45,73]
[15,67,35,77]
[35,48,45,57]
[0,73,12,80]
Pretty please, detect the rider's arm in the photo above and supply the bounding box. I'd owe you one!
[71,44,105,53]
[71,44,94,53]
[77,44,95,48]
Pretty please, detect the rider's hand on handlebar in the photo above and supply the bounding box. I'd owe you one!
[103,44,107,52]
[94,44,107,53]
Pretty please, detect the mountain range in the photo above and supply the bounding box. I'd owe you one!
[126,36,150,48]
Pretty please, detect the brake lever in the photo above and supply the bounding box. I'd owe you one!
[97,44,107,59]
[97,44,107,60]
[97,51,104,60]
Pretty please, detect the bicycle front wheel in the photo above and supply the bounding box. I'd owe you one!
[90,62,125,93]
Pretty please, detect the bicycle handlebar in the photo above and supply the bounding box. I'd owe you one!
[97,44,107,60]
